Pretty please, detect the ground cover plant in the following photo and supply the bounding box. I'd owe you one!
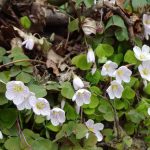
[0,0,150,149]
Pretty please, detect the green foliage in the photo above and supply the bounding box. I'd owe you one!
[95,44,114,58]
[124,50,138,64]
[20,16,31,29]
[68,19,79,32]
[72,54,92,70]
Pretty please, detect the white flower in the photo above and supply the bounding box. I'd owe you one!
[104,0,116,5]
[133,45,150,61]
[106,80,124,99]
[61,100,66,109]
[16,92,35,111]
[22,37,34,50]
[48,108,66,126]
[148,108,150,115]
[29,97,50,116]
[143,14,150,40]
[87,48,95,63]
[85,119,104,142]
[138,60,150,81]
[0,131,3,139]
[72,89,91,106]
[114,66,132,83]
[5,81,30,105]
[101,60,118,77]
[73,75,84,90]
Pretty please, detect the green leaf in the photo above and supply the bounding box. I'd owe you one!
[95,44,114,58]
[84,133,97,147]
[124,50,138,64]
[111,53,123,65]
[29,84,47,98]
[10,66,21,77]
[75,124,88,139]
[122,86,135,99]
[0,108,18,129]
[22,66,33,73]
[46,82,60,91]
[0,71,10,82]
[64,103,77,120]
[83,0,94,8]
[20,16,31,29]
[34,115,45,124]
[87,95,99,108]
[0,47,6,56]
[105,15,126,29]
[83,108,95,115]
[103,111,114,122]
[32,138,58,150]
[144,83,150,95]
[72,54,92,70]
[61,82,74,99]
[68,19,79,32]
[124,122,136,135]
[46,123,61,132]
[132,0,147,11]
[16,72,32,83]
[4,137,21,150]
[0,94,8,105]
[89,86,102,95]
[86,70,101,84]
[115,28,129,41]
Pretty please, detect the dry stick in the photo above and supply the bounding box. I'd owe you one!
[103,2,135,45]
[0,59,46,69]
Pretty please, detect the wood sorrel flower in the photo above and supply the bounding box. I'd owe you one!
[114,66,132,83]
[48,107,66,126]
[73,75,84,90]
[138,60,150,82]
[106,80,124,99]
[72,89,91,106]
[133,45,150,61]
[5,81,30,105]
[85,119,104,142]
[143,14,150,40]
[17,92,35,111]
[29,97,50,116]
[87,48,95,63]
[101,60,118,77]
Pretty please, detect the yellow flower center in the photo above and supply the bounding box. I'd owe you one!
[13,85,23,93]
[140,54,145,59]
[144,20,150,25]
[112,85,118,91]
[142,69,149,75]
[36,102,45,110]
[117,70,123,76]
[105,64,110,71]
[53,111,59,115]
[88,127,94,132]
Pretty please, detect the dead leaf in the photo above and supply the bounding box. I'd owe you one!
[82,18,96,35]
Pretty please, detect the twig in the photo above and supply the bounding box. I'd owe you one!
[0,59,46,69]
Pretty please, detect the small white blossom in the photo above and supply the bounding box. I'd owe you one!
[0,131,3,139]
[138,60,150,81]
[29,97,50,116]
[101,60,118,77]
[148,108,150,115]
[48,108,66,126]
[72,89,91,106]
[73,75,84,90]
[17,92,35,110]
[85,119,104,142]
[5,81,30,105]
[133,45,150,61]
[22,38,34,50]
[143,14,150,40]
[87,48,95,63]
[106,80,124,99]
[114,66,132,83]
[104,0,116,5]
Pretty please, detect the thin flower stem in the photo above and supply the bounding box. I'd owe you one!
[0,59,46,69]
